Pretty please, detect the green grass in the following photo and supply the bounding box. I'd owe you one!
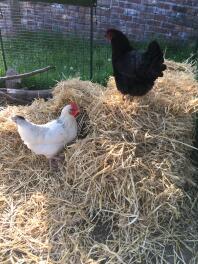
[0,31,197,89]
[0,31,112,88]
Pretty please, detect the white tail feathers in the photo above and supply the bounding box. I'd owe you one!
[11,115,26,124]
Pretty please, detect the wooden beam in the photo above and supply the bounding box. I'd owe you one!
[0,66,55,81]
[0,88,52,104]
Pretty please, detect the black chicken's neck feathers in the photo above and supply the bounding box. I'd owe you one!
[111,32,133,59]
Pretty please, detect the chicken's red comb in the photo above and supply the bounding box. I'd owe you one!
[70,102,79,117]
[70,102,79,111]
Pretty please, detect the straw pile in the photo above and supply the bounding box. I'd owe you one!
[0,60,198,263]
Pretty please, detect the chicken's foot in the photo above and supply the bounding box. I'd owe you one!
[49,155,65,171]
[122,95,134,102]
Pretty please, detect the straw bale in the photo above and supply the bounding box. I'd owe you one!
[0,60,197,263]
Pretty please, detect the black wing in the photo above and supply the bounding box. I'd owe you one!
[114,50,143,78]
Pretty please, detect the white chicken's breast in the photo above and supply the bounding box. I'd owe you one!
[12,104,79,159]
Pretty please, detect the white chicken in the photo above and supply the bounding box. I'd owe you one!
[12,103,79,168]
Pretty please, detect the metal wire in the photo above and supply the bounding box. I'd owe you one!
[0,29,7,72]
[0,0,101,89]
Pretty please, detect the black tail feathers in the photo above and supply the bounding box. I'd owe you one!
[144,40,167,80]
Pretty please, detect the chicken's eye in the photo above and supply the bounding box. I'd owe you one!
[105,31,113,40]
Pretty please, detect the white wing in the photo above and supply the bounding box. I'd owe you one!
[17,116,77,158]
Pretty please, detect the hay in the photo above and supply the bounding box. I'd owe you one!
[0,60,198,263]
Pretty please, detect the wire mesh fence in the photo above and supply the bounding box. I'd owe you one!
[0,0,112,89]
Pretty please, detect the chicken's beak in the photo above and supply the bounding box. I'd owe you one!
[105,31,112,41]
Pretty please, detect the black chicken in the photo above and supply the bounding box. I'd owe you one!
[106,29,167,96]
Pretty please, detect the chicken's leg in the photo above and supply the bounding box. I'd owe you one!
[49,159,53,171]
[48,155,65,171]
[122,95,134,102]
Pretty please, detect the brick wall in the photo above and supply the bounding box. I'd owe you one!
[98,0,198,41]
[0,0,197,41]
